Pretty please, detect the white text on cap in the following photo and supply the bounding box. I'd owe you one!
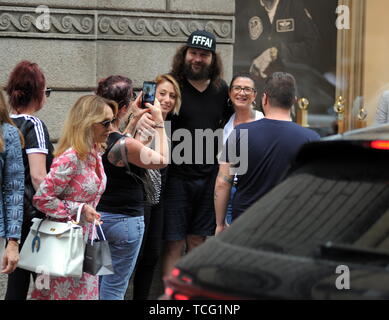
[191,35,213,49]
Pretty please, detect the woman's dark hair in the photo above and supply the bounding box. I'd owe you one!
[6,60,46,111]
[96,75,133,109]
[229,73,257,90]
[170,45,224,89]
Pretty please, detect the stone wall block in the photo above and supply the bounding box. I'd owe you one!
[97,41,176,88]
[36,90,94,141]
[0,1,166,11]
[0,38,97,88]
[168,0,235,15]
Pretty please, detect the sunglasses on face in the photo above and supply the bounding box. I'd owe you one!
[99,118,116,128]
[45,88,52,97]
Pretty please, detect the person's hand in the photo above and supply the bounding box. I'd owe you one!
[1,241,19,274]
[131,90,143,110]
[250,47,278,78]
[215,223,227,236]
[81,204,102,225]
[145,98,164,124]
[136,113,156,137]
[123,92,150,135]
[137,99,164,143]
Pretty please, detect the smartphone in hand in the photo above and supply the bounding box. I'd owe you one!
[141,81,157,109]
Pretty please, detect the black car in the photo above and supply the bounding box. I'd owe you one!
[162,124,389,300]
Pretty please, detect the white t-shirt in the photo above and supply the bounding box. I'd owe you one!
[223,110,265,144]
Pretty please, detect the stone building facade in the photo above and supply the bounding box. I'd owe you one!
[0,0,235,140]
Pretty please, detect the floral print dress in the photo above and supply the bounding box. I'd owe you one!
[31,147,106,300]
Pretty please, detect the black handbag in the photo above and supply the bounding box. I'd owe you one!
[83,223,114,276]
[119,138,161,205]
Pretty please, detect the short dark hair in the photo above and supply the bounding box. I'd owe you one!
[96,75,133,110]
[263,72,297,109]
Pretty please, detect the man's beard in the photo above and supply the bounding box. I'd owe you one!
[183,61,212,81]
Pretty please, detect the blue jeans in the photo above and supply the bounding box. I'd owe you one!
[98,213,145,300]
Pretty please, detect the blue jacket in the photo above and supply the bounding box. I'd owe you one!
[0,123,24,239]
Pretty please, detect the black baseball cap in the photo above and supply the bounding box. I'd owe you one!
[187,30,216,52]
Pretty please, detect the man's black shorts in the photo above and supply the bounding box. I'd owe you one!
[163,171,217,241]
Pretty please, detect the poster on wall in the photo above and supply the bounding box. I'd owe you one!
[234,0,338,135]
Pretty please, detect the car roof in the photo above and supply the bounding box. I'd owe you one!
[323,123,389,141]
[174,123,389,299]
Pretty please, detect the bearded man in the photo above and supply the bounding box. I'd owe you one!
[161,30,233,277]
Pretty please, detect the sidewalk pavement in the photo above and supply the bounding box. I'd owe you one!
[0,261,165,300]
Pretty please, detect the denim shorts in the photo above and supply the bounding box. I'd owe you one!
[163,172,217,241]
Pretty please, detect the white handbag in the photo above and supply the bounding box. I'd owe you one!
[18,204,86,278]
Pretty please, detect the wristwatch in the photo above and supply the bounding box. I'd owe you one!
[7,238,20,244]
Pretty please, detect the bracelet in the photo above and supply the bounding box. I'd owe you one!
[7,238,20,244]
[154,121,164,129]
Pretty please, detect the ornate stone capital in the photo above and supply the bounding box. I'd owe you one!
[97,13,233,43]
[0,6,234,43]
[0,7,95,39]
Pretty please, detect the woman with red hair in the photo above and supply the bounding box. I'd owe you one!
[4,60,53,300]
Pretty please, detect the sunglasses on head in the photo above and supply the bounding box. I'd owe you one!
[99,118,116,128]
[45,88,52,98]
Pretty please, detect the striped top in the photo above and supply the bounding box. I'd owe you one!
[10,114,53,222]
[11,114,50,154]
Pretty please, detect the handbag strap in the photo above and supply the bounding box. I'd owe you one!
[119,137,132,175]
[35,203,84,235]
[76,203,84,224]
[96,221,106,241]
[90,220,107,245]
[119,137,144,182]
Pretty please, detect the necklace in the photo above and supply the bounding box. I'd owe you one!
[260,0,277,12]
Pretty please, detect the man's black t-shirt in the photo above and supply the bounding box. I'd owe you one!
[11,114,54,221]
[168,79,232,178]
[224,118,320,218]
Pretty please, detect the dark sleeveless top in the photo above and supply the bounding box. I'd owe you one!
[97,132,144,216]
